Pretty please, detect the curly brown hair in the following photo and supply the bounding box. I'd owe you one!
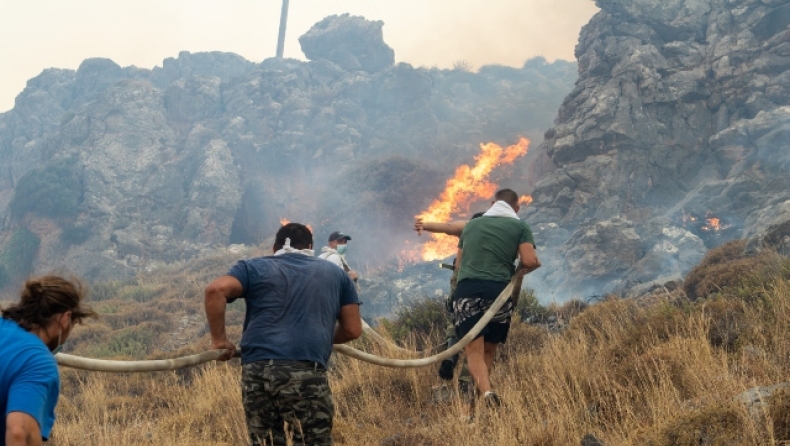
[1,275,98,331]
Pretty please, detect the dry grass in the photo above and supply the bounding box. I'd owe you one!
[46,246,790,445]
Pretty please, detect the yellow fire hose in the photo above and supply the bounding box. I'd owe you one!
[56,278,516,372]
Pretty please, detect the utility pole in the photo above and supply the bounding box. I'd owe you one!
[276,0,289,58]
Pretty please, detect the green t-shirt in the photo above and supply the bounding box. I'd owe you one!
[457,216,535,283]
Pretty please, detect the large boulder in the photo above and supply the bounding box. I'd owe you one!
[299,14,395,73]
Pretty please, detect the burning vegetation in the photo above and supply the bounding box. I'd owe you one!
[678,210,738,247]
[415,137,531,261]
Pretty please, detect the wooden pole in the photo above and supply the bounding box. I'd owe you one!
[276,0,289,58]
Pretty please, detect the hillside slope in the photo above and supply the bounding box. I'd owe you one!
[0,14,576,294]
[48,243,790,446]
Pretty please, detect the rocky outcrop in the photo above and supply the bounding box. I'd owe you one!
[299,14,395,72]
[31,82,242,278]
[524,0,790,298]
[0,15,575,288]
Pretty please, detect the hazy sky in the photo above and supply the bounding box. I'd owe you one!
[0,0,599,112]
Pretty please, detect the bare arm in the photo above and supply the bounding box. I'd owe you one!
[517,243,541,275]
[6,412,43,446]
[414,219,466,237]
[204,275,243,360]
[334,304,362,344]
[455,248,463,272]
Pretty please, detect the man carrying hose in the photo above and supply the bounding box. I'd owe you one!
[1,276,97,446]
[414,214,484,394]
[454,188,540,407]
[204,223,362,446]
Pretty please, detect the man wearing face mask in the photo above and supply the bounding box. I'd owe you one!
[318,231,359,283]
[1,275,97,446]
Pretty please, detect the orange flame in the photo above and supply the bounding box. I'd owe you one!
[519,195,533,205]
[702,212,726,232]
[416,137,530,261]
[279,218,312,232]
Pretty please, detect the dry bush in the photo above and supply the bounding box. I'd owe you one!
[555,298,589,322]
[500,323,550,358]
[615,337,722,403]
[770,386,790,442]
[66,322,113,351]
[702,299,748,351]
[683,240,787,300]
[54,364,246,445]
[636,403,757,446]
[102,307,172,330]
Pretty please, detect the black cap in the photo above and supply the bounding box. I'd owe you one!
[328,231,351,242]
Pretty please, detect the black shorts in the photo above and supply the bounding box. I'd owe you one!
[452,279,513,344]
[456,313,511,344]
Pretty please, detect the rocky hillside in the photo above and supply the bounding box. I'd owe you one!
[0,14,576,290]
[523,0,790,299]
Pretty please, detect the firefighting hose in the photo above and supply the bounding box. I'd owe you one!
[55,277,517,372]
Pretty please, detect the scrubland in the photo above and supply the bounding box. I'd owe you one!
[46,241,790,445]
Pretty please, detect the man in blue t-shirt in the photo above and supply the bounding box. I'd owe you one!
[2,275,97,446]
[204,222,362,446]
[1,319,59,446]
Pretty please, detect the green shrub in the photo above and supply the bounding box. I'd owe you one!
[113,216,131,230]
[60,223,93,247]
[514,288,548,322]
[90,281,129,302]
[83,323,162,358]
[89,279,160,302]
[382,296,449,345]
[9,158,82,220]
[0,227,40,285]
[117,283,160,303]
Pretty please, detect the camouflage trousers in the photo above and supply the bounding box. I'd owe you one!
[242,360,334,446]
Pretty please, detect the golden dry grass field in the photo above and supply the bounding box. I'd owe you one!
[29,242,790,445]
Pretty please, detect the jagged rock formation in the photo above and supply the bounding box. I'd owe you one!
[299,14,395,72]
[0,15,575,293]
[524,0,790,298]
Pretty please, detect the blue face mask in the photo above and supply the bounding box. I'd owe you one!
[336,245,348,255]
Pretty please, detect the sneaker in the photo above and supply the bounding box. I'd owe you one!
[438,359,455,381]
[483,391,502,408]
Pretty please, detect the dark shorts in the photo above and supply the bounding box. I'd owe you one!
[242,359,334,446]
[452,279,513,344]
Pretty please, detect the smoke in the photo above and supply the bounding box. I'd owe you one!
[0,0,598,112]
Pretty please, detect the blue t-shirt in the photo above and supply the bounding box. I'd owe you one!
[227,253,360,368]
[0,318,59,445]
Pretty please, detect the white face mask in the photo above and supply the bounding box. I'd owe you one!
[52,317,71,355]
[336,245,348,255]
[52,327,63,355]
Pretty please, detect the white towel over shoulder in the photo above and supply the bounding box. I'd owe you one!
[483,200,520,220]
[274,238,315,256]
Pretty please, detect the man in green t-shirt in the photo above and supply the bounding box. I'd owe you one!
[454,188,541,407]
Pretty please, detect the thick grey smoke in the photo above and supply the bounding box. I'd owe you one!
[0,0,598,112]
